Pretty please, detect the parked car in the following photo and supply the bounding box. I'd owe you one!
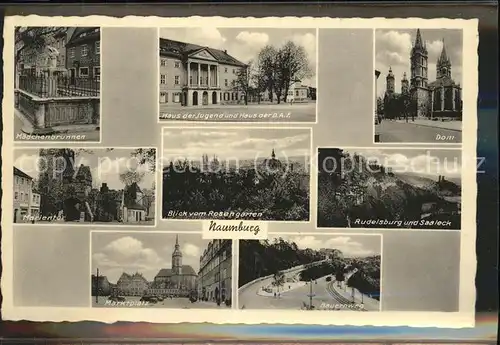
[108,295,126,302]
[140,295,158,303]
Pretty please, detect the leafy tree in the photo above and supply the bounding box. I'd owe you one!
[274,41,313,103]
[256,45,278,101]
[231,62,252,105]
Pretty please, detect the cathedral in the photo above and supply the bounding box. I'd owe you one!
[383,29,462,120]
[151,235,198,296]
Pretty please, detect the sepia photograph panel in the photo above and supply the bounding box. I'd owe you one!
[162,127,311,221]
[158,27,317,123]
[14,27,101,142]
[91,231,232,309]
[238,234,382,311]
[13,147,156,225]
[317,147,462,230]
[374,28,463,144]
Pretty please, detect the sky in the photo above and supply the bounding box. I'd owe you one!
[162,128,311,162]
[14,148,156,191]
[159,27,317,87]
[91,231,212,283]
[375,29,463,98]
[342,148,462,179]
[269,234,381,258]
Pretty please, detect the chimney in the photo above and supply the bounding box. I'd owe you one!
[224,49,227,54]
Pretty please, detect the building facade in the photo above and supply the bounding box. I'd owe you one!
[287,81,309,103]
[198,239,232,305]
[13,167,40,223]
[383,29,462,120]
[122,182,147,223]
[150,235,198,296]
[66,27,101,80]
[159,38,246,108]
[116,272,150,296]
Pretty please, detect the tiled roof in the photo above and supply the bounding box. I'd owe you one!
[155,265,197,278]
[66,27,100,47]
[159,38,246,67]
[125,202,146,211]
[13,166,33,179]
[428,77,459,88]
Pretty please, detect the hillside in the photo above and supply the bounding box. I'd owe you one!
[317,150,461,229]
[239,238,381,299]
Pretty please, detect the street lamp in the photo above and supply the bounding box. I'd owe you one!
[95,267,99,304]
[307,279,315,310]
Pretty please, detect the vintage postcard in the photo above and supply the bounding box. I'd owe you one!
[2,16,478,328]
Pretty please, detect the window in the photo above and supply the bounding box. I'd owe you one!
[79,67,89,77]
[20,193,24,202]
[160,92,168,103]
[69,47,75,58]
[161,59,166,67]
[189,75,193,85]
[160,74,166,84]
[174,76,179,85]
[233,69,236,74]
[95,41,100,55]
[173,92,181,103]
[81,44,89,57]
[94,67,101,82]
[224,67,228,73]
[224,79,228,87]
[15,192,18,200]
[174,61,180,68]
[295,90,299,96]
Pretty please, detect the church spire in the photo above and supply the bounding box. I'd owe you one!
[414,29,423,48]
[175,234,179,247]
[436,38,452,79]
[271,148,276,159]
[438,38,450,64]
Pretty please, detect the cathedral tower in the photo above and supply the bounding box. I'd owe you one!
[410,28,428,88]
[386,67,395,94]
[401,72,409,94]
[172,234,182,275]
[410,29,431,118]
[436,39,452,79]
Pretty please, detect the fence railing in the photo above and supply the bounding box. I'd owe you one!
[19,75,100,98]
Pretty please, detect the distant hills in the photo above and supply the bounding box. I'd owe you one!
[317,150,461,229]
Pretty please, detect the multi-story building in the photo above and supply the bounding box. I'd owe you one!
[16,27,71,77]
[159,38,246,108]
[116,272,150,296]
[287,81,309,103]
[66,27,101,80]
[13,167,40,223]
[198,239,232,305]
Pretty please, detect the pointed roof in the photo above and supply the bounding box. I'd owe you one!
[438,38,450,64]
[414,29,424,48]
